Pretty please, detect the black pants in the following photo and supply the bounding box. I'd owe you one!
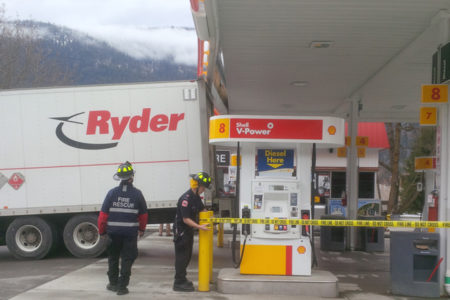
[107,234,138,288]
[174,231,194,283]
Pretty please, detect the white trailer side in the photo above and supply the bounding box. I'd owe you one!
[0,80,211,259]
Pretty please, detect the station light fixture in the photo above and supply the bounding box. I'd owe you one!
[309,41,334,48]
[290,81,309,87]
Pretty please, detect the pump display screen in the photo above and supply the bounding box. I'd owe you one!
[271,207,282,213]
[290,193,298,206]
[272,185,285,191]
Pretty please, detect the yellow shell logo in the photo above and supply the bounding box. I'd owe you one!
[328,126,336,135]
[297,246,306,254]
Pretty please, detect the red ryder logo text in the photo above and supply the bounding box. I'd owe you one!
[86,108,185,140]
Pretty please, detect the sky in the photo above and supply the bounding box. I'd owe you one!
[1,0,197,65]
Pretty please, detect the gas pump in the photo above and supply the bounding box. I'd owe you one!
[209,115,344,276]
[428,190,439,222]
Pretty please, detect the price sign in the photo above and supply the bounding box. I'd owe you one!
[415,157,436,170]
[356,136,369,147]
[209,118,230,139]
[422,84,448,103]
[420,107,437,126]
[357,147,366,158]
[345,136,351,146]
[337,147,347,157]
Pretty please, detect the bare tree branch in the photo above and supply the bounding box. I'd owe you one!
[0,9,73,89]
[379,161,392,173]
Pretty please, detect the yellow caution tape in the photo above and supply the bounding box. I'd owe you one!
[198,218,450,228]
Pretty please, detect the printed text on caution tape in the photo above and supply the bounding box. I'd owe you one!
[199,218,450,228]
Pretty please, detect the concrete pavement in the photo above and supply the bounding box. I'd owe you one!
[9,231,430,300]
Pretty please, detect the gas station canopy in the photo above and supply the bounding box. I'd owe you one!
[191,1,450,296]
[194,0,450,121]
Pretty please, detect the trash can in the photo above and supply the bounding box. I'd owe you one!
[356,216,385,252]
[320,215,346,251]
[390,231,440,298]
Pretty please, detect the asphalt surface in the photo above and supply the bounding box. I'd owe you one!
[0,245,98,300]
[0,229,446,300]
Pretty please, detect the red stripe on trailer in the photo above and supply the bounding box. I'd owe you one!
[0,159,189,171]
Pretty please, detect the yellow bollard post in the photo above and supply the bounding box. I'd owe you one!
[208,210,214,283]
[198,211,210,291]
[217,223,224,248]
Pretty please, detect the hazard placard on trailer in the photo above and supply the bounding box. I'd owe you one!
[8,173,25,190]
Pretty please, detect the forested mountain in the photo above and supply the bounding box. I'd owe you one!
[22,21,197,85]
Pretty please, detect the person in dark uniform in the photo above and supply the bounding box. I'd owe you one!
[98,161,148,296]
[173,172,212,292]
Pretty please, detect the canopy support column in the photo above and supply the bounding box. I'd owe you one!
[346,99,359,250]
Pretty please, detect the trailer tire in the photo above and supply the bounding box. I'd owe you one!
[6,217,56,260]
[63,214,107,258]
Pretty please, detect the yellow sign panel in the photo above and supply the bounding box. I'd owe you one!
[357,147,366,158]
[240,244,287,275]
[345,136,351,146]
[419,107,437,126]
[231,155,241,166]
[415,157,436,170]
[337,147,347,157]
[422,84,448,103]
[209,118,230,139]
[356,136,369,147]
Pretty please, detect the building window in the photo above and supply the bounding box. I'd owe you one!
[331,171,346,198]
[358,172,375,199]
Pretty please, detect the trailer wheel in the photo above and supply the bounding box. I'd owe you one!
[6,217,56,260]
[63,214,107,258]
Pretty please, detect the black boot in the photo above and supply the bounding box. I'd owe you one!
[107,270,119,292]
[117,276,130,295]
[173,280,195,292]
[116,287,129,295]
[106,283,118,292]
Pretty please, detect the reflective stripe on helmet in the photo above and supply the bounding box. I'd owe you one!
[118,165,133,173]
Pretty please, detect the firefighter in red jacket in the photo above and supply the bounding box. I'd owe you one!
[98,161,148,296]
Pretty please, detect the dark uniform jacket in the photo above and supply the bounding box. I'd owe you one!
[98,182,148,236]
[174,189,205,235]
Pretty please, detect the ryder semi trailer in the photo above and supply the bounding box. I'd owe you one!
[0,80,211,259]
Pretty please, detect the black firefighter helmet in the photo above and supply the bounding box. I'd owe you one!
[190,172,212,188]
[113,161,135,181]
